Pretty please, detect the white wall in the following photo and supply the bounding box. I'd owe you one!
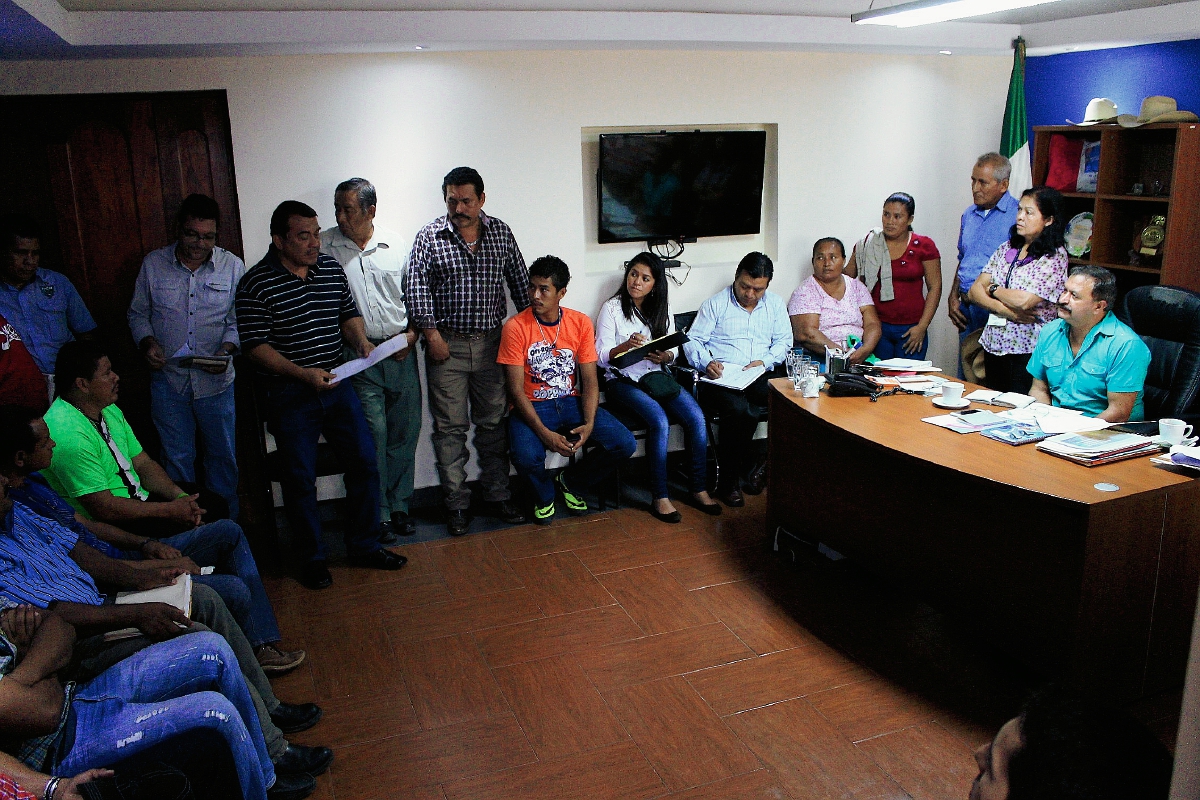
[0,49,1010,490]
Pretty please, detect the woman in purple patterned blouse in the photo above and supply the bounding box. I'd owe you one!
[966,186,1069,394]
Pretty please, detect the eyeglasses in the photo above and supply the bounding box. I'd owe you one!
[180,229,218,243]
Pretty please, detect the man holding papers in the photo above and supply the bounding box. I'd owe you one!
[1026,266,1151,423]
[236,201,405,590]
[683,253,791,506]
[321,178,421,541]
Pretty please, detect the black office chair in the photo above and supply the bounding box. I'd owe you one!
[1117,284,1200,425]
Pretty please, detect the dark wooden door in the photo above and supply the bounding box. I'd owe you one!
[0,90,273,550]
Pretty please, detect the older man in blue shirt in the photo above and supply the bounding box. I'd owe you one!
[947,154,1019,369]
[128,194,245,520]
[0,215,97,389]
[684,252,791,507]
[1027,266,1151,422]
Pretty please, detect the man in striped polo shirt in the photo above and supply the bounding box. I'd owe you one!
[236,201,407,590]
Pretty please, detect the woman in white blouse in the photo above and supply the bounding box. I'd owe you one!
[596,253,721,523]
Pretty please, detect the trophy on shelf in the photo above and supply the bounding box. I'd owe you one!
[1130,214,1167,267]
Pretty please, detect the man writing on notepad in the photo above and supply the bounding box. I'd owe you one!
[683,252,791,507]
[1026,266,1150,423]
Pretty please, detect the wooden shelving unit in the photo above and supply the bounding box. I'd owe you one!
[1032,123,1200,294]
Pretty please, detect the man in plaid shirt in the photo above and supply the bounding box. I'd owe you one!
[405,167,531,536]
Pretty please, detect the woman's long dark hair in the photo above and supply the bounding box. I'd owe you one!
[1010,186,1067,260]
[613,252,670,339]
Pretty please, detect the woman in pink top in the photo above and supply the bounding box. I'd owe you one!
[789,238,881,364]
[966,186,1068,393]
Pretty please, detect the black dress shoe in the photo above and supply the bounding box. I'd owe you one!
[350,549,408,570]
[299,561,332,591]
[649,506,682,523]
[717,487,745,507]
[447,509,472,536]
[391,511,417,536]
[377,520,401,547]
[273,743,334,776]
[270,702,323,734]
[743,460,768,496]
[268,771,316,800]
[484,499,527,525]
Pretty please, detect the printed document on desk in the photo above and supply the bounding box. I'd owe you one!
[699,363,766,391]
[332,333,410,381]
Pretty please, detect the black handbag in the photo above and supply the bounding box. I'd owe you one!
[633,370,682,401]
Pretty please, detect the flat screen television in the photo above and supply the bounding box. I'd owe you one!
[597,130,767,244]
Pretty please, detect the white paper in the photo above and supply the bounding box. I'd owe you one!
[171,342,194,358]
[331,333,410,381]
[698,363,766,391]
[1033,415,1109,435]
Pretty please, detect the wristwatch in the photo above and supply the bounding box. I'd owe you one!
[988,283,1000,298]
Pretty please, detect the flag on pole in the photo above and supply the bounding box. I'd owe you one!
[1001,36,1032,197]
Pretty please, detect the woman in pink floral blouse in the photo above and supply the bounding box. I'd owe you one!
[966,186,1069,393]
[789,237,881,364]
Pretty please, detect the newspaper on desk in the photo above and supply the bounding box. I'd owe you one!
[332,333,410,381]
[996,402,1108,434]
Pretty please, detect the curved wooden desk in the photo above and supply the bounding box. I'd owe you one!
[766,378,1200,700]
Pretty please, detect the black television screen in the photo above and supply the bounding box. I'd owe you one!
[597,130,766,244]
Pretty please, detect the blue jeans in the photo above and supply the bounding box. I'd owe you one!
[603,380,708,498]
[159,520,281,649]
[59,632,275,800]
[508,398,636,506]
[150,376,240,520]
[875,321,930,361]
[266,379,382,563]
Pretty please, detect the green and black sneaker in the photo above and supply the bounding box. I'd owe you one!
[555,473,588,515]
[532,500,556,525]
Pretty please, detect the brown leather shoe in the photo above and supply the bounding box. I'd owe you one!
[716,486,745,507]
[256,644,306,674]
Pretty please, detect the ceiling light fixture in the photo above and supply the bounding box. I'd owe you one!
[414,45,425,50]
[940,49,952,54]
[853,0,1063,27]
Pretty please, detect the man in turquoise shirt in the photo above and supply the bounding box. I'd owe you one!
[1027,266,1151,422]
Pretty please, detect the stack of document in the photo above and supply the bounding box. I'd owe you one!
[874,358,942,373]
[963,389,1037,409]
[1037,430,1159,466]
[922,410,1011,434]
[981,422,1054,446]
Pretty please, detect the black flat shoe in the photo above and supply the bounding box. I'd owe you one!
[391,511,417,536]
[273,743,334,776]
[649,506,682,524]
[270,702,323,734]
[350,549,408,571]
[447,509,472,536]
[299,561,332,591]
[694,499,723,516]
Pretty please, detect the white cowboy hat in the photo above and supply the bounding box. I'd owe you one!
[1117,96,1199,127]
[1068,98,1118,126]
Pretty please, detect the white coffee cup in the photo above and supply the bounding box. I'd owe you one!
[1159,418,1194,444]
[941,382,965,403]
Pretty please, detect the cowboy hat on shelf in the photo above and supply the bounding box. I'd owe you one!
[1117,96,1199,128]
[1068,98,1118,126]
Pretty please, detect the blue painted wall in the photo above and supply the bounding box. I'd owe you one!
[1026,38,1200,136]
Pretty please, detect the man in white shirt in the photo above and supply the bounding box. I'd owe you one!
[321,179,421,541]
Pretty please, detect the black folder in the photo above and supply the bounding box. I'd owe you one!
[611,331,689,370]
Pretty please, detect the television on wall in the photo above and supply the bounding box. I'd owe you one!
[597,130,767,244]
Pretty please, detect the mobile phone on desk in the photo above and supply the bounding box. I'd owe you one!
[951,408,986,417]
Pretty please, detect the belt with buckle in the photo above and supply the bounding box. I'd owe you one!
[444,328,495,341]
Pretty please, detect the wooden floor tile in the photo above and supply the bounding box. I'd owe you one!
[431,538,525,597]
[688,643,873,716]
[606,676,761,792]
[330,714,536,798]
[301,571,453,618]
[855,723,977,800]
[579,622,754,693]
[658,769,792,800]
[806,678,942,742]
[598,563,716,635]
[695,579,819,654]
[574,527,724,574]
[491,517,631,560]
[441,741,664,800]
[663,546,768,591]
[289,687,420,749]
[473,605,643,668]
[305,607,403,700]
[398,634,510,730]
[507,551,616,617]
[385,588,545,643]
[725,698,909,800]
[492,654,628,760]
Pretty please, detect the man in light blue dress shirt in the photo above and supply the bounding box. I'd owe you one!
[0,214,98,388]
[128,194,246,519]
[684,252,791,507]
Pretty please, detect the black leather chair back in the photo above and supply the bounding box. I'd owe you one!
[1117,285,1200,421]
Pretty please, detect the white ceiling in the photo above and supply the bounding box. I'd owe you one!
[11,0,1200,57]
